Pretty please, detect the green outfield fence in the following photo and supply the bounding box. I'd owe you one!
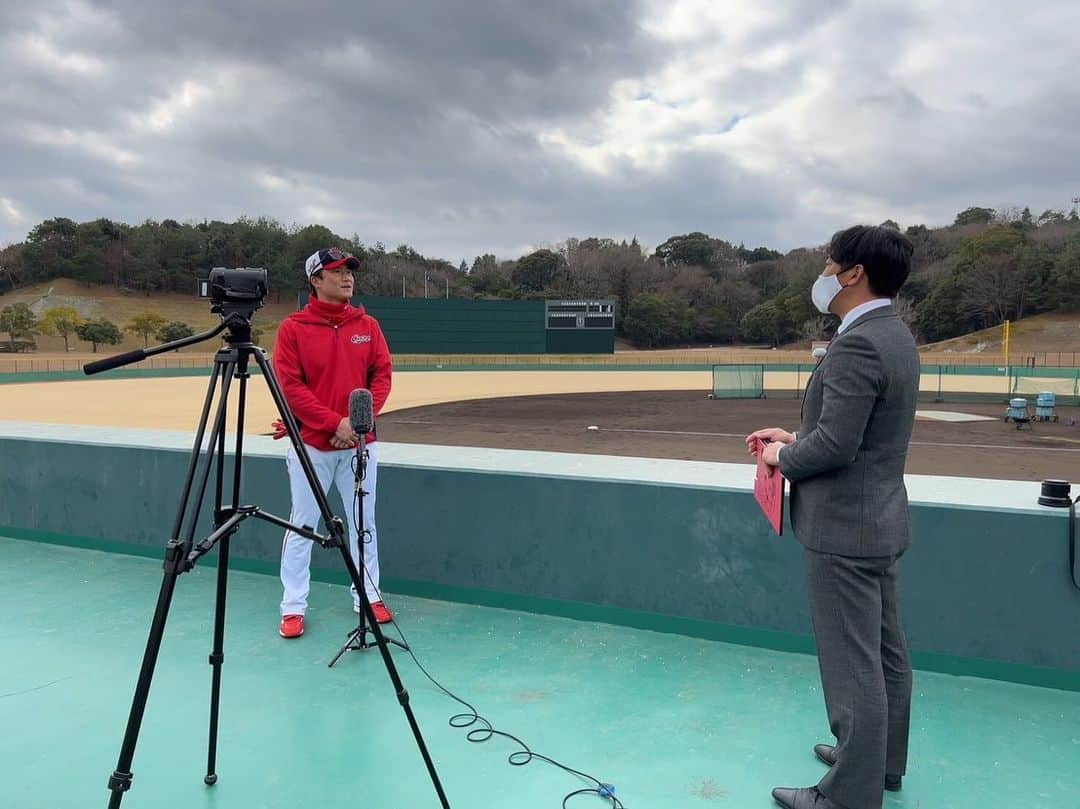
[2,353,1079,406]
[2,349,1079,375]
[712,363,1080,406]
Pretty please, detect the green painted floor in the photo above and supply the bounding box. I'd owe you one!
[2,537,1079,809]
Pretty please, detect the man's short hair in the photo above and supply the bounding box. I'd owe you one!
[827,225,914,298]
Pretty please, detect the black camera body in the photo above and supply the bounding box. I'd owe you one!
[197,267,268,324]
[203,267,267,305]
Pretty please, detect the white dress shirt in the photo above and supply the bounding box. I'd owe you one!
[837,297,892,335]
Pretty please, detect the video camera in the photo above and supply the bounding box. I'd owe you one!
[198,267,268,318]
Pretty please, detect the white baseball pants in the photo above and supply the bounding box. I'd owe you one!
[279,442,380,615]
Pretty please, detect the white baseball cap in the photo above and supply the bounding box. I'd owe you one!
[304,247,360,279]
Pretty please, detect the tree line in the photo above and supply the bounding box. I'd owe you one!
[0,304,203,353]
[1,205,1078,351]
[0,304,271,354]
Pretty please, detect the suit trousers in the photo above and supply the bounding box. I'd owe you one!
[803,548,912,809]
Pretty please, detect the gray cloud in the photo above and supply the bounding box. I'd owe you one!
[1,0,1078,261]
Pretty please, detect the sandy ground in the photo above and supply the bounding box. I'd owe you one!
[7,365,1067,436]
[0,371,710,432]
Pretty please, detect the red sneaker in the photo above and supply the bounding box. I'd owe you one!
[279,614,304,638]
[371,601,393,624]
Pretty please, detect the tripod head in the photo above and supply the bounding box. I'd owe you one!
[84,268,268,376]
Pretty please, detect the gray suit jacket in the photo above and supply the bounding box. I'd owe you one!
[778,305,920,557]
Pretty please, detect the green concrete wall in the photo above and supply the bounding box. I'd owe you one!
[1,435,1077,690]
[359,297,546,353]
[294,295,615,354]
[544,328,614,354]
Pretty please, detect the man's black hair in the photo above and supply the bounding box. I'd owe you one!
[828,225,914,298]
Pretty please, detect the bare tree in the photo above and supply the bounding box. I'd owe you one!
[893,296,917,337]
[995,206,1023,224]
[959,254,1021,326]
[799,316,831,341]
[0,244,27,290]
[551,241,610,298]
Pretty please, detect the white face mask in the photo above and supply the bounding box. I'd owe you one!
[811,272,844,314]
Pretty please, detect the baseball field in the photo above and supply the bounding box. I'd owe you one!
[4,363,1077,481]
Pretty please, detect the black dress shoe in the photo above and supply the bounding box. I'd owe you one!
[813,743,903,791]
[771,786,840,808]
[813,743,837,767]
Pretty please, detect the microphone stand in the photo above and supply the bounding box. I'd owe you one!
[329,431,409,666]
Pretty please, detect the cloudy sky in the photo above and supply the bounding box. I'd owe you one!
[1,0,1077,262]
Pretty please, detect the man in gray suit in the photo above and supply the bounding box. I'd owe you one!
[747,225,920,809]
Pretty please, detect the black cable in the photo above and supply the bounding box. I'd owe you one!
[388,612,625,809]
[350,488,625,808]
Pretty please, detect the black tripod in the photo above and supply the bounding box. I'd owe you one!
[85,304,450,809]
[329,434,409,667]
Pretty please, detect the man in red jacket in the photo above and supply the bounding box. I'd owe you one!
[273,247,393,639]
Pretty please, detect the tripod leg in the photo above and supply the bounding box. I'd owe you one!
[171,357,228,538]
[106,545,185,809]
[251,349,451,808]
[205,532,230,785]
[206,349,251,784]
[107,356,235,808]
[205,355,240,785]
[333,543,452,809]
[328,630,356,667]
[249,349,340,527]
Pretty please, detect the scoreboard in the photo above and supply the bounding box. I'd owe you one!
[545,300,616,330]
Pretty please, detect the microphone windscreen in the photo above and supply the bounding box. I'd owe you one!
[349,388,374,433]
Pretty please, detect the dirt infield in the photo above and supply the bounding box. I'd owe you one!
[378,392,1080,482]
[3,372,1078,481]
[0,371,708,431]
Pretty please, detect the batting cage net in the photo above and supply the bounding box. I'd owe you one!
[711,364,765,399]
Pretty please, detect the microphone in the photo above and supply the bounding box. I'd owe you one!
[348,389,373,493]
[349,389,374,435]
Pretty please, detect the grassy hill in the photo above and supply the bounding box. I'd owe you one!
[920,312,1080,359]
[771,308,1080,361]
[0,278,298,354]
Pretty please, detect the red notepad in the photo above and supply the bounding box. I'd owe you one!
[752,438,785,535]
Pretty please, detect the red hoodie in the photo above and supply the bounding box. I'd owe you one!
[272,297,392,451]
